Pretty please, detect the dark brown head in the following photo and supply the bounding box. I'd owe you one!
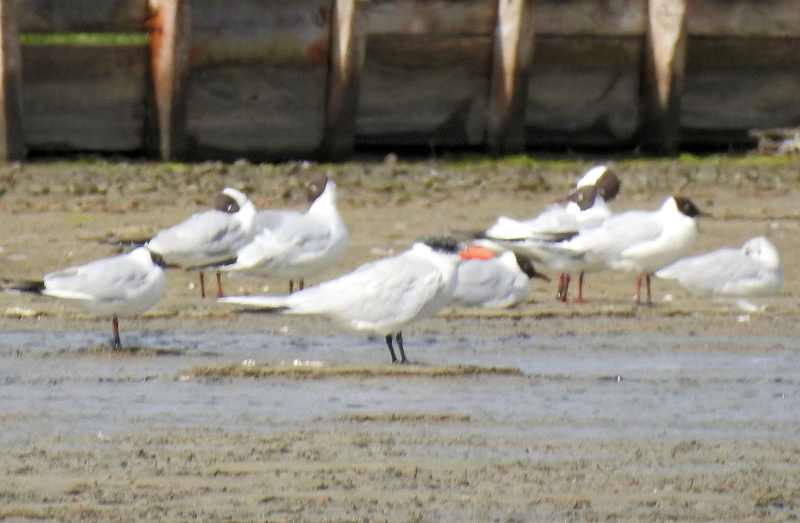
[673,196,703,218]
[593,168,620,201]
[567,185,599,211]
[514,253,550,281]
[306,176,329,203]
[213,193,240,213]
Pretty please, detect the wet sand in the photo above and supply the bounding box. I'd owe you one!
[0,157,799,521]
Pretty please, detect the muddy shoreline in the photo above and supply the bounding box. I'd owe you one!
[1,156,799,521]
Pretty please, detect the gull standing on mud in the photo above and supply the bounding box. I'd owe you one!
[219,237,494,364]
[450,251,549,308]
[215,176,348,293]
[481,165,620,302]
[6,247,166,348]
[147,187,256,298]
[655,236,782,297]
[529,196,703,305]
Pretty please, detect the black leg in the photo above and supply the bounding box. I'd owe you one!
[289,280,295,294]
[385,334,397,363]
[199,271,206,298]
[396,332,408,364]
[299,279,305,291]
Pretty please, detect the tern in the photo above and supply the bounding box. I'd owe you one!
[451,251,549,308]
[6,247,166,348]
[219,237,494,364]
[147,187,256,298]
[656,236,782,297]
[217,176,348,293]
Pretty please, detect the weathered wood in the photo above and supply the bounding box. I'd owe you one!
[21,45,148,152]
[321,0,363,160]
[681,37,800,146]
[363,0,496,36]
[687,0,800,37]
[0,0,24,160]
[533,0,647,36]
[355,34,492,149]
[17,0,149,33]
[523,36,642,148]
[186,0,330,160]
[487,0,534,154]
[641,0,687,154]
[150,0,189,160]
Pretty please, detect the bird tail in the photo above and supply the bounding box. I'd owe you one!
[217,294,291,311]
[3,279,45,294]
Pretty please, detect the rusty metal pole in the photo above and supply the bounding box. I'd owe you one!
[0,0,25,161]
[641,0,687,154]
[487,0,535,155]
[150,0,189,161]
[322,0,363,161]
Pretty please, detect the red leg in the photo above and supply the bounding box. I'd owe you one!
[216,272,223,298]
[560,275,571,303]
[199,271,206,298]
[111,315,121,349]
[575,271,585,303]
[299,279,305,291]
[635,273,642,304]
[556,273,565,300]
[646,273,652,305]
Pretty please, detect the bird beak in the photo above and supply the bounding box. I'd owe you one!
[460,245,497,260]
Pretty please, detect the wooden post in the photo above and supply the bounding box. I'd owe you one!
[149,0,189,161]
[487,0,535,155]
[641,0,687,154]
[322,0,363,161]
[0,0,25,161]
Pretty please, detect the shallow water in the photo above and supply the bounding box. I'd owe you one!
[2,328,798,450]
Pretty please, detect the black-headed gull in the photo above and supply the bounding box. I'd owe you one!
[219,237,495,364]
[656,236,782,297]
[7,247,166,348]
[147,187,256,298]
[451,251,549,308]
[217,176,348,293]
[530,196,703,304]
[480,165,620,302]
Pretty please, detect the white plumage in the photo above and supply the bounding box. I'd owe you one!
[656,236,782,296]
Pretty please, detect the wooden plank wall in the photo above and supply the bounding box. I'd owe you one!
[0,0,798,161]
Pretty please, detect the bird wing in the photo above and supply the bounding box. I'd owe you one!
[656,249,775,294]
[233,212,344,273]
[286,252,447,332]
[43,254,156,304]
[148,210,250,265]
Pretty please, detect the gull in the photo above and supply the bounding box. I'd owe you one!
[6,247,166,348]
[147,187,256,298]
[219,237,495,364]
[529,196,703,305]
[655,236,782,297]
[217,176,348,293]
[451,251,549,308]
[481,165,620,302]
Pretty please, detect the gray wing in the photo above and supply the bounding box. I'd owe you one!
[148,210,250,265]
[288,252,446,330]
[656,249,770,294]
[44,254,154,302]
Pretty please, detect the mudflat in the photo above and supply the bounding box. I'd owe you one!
[0,157,799,521]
